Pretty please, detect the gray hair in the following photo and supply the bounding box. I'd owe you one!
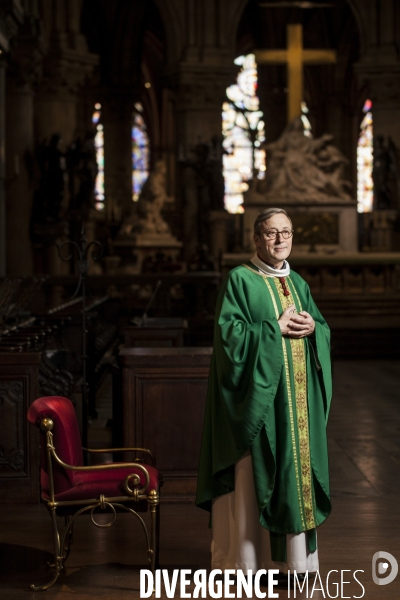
[254,207,291,235]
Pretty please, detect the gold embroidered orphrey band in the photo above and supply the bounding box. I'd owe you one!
[262,275,316,531]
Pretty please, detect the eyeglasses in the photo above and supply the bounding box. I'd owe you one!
[261,229,294,240]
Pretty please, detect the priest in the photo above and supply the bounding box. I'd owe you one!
[196,207,332,575]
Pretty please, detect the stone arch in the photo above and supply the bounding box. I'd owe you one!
[225,0,368,59]
[225,0,254,56]
[153,0,185,67]
[344,0,368,53]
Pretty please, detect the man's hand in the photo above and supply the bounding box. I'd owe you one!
[278,307,315,338]
[287,310,315,338]
[278,304,297,335]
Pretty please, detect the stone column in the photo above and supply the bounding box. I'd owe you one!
[5,28,43,276]
[6,81,36,275]
[34,0,98,146]
[35,48,98,147]
[353,0,400,240]
[355,0,400,148]
[174,67,235,156]
[32,14,98,274]
[154,0,245,259]
[174,65,235,259]
[209,210,233,263]
[355,31,400,224]
[0,0,23,275]
[355,64,400,149]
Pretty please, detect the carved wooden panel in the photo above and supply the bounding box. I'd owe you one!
[119,348,212,500]
[0,380,25,475]
[0,353,41,502]
[292,212,339,245]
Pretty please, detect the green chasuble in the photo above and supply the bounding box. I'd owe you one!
[195,262,332,561]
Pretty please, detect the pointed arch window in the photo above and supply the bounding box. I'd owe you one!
[92,103,105,211]
[357,99,373,213]
[222,54,266,214]
[132,103,150,201]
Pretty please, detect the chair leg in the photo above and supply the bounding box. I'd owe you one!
[155,503,160,569]
[148,489,160,591]
[30,506,63,591]
[62,516,74,563]
[149,504,157,576]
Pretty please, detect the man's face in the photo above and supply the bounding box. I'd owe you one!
[254,213,293,268]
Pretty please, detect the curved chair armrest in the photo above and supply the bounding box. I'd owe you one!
[47,437,154,496]
[82,447,155,466]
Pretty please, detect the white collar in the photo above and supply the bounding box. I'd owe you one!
[250,253,291,278]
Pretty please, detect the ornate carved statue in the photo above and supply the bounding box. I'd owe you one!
[180,137,226,257]
[33,130,99,225]
[119,159,172,237]
[245,117,353,205]
[67,131,98,216]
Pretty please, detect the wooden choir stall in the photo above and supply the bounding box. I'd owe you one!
[0,279,120,503]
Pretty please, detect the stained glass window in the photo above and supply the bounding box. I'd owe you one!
[92,103,105,211]
[132,102,150,201]
[301,101,312,138]
[357,99,373,213]
[222,54,266,214]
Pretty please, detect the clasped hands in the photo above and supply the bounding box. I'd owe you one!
[278,304,315,338]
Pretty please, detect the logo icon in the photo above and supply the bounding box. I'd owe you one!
[372,551,398,586]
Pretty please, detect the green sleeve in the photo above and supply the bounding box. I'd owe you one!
[196,269,283,510]
[303,283,332,423]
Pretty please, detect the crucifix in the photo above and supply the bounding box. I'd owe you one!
[255,22,336,122]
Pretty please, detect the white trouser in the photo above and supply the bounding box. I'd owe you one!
[211,451,319,574]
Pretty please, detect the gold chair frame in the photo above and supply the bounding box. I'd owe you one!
[31,417,160,592]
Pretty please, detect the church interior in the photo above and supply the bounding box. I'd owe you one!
[1,0,400,598]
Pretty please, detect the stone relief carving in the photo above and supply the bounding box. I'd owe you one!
[67,131,98,216]
[244,117,353,205]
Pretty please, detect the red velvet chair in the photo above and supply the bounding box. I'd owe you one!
[27,396,162,591]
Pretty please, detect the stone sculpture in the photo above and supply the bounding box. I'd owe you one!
[245,117,353,205]
[119,159,172,237]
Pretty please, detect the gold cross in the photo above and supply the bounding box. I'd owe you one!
[255,24,336,122]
